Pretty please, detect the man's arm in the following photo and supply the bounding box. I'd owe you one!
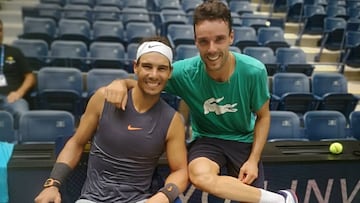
[148,112,189,203]
[7,72,35,103]
[239,99,270,185]
[34,89,105,203]
[103,78,137,110]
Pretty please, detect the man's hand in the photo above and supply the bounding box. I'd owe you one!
[103,80,129,110]
[7,91,22,103]
[238,160,258,185]
[34,187,61,203]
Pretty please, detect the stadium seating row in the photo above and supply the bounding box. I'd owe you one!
[268,110,360,142]
[1,109,359,144]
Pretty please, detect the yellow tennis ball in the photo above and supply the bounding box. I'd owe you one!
[329,142,343,154]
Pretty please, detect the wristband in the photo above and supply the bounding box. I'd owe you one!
[49,162,72,184]
[43,178,61,189]
[158,183,180,203]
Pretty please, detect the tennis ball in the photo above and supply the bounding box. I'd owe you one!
[329,142,343,154]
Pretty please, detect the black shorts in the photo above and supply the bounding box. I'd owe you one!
[188,137,264,188]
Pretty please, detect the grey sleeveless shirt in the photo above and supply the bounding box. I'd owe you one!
[79,90,176,202]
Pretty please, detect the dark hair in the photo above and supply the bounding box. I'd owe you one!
[193,0,233,34]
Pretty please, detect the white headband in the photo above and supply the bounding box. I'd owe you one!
[136,41,173,64]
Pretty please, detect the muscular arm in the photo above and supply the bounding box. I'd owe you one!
[103,78,137,110]
[7,72,35,103]
[34,89,105,203]
[148,112,189,203]
[239,99,270,185]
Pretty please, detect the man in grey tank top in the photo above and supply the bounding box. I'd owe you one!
[34,36,188,203]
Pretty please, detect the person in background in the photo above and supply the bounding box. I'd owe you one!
[0,19,35,128]
[34,36,188,203]
[102,0,298,202]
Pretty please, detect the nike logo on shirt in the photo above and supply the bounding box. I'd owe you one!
[127,125,142,131]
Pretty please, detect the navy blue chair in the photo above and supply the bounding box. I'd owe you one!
[126,22,157,45]
[58,19,92,48]
[158,9,188,36]
[126,42,139,73]
[295,4,326,45]
[34,67,85,120]
[341,31,360,69]
[175,44,198,61]
[89,42,126,69]
[286,0,304,22]
[276,47,315,76]
[268,111,308,142]
[36,3,62,24]
[93,5,121,21]
[63,4,93,23]
[92,21,125,45]
[241,13,270,32]
[229,1,254,16]
[167,24,194,48]
[50,40,89,71]
[271,73,318,116]
[311,72,359,120]
[0,111,16,143]
[181,0,202,13]
[233,26,259,51]
[86,68,129,101]
[304,110,353,141]
[12,39,49,71]
[349,111,360,140]
[315,17,347,62]
[68,0,96,7]
[20,17,57,46]
[326,5,348,19]
[94,0,123,9]
[18,110,75,144]
[122,8,150,26]
[40,0,66,6]
[123,0,147,8]
[257,27,290,52]
[243,46,279,76]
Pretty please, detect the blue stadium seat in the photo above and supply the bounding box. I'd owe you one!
[0,111,16,143]
[161,92,181,110]
[153,0,182,11]
[229,1,254,16]
[94,0,123,9]
[243,46,279,76]
[20,17,57,46]
[311,72,359,120]
[123,0,147,8]
[36,3,62,24]
[50,40,89,71]
[126,42,139,73]
[58,19,92,47]
[314,17,347,62]
[286,0,304,22]
[341,31,360,69]
[326,5,348,19]
[241,13,269,32]
[18,110,75,144]
[63,4,93,23]
[181,0,202,13]
[34,67,84,120]
[86,68,129,100]
[257,27,290,52]
[158,9,188,36]
[347,6,360,20]
[12,39,49,71]
[229,46,241,54]
[93,5,121,21]
[92,21,125,45]
[268,111,308,142]
[125,22,157,44]
[232,26,259,51]
[68,0,96,7]
[271,73,318,116]
[40,0,66,7]
[275,47,315,76]
[166,24,194,48]
[174,44,198,61]
[304,110,353,141]
[349,111,360,140]
[122,8,150,26]
[89,42,126,69]
[295,4,326,45]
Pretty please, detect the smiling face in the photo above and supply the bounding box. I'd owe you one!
[134,52,172,96]
[194,19,234,73]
